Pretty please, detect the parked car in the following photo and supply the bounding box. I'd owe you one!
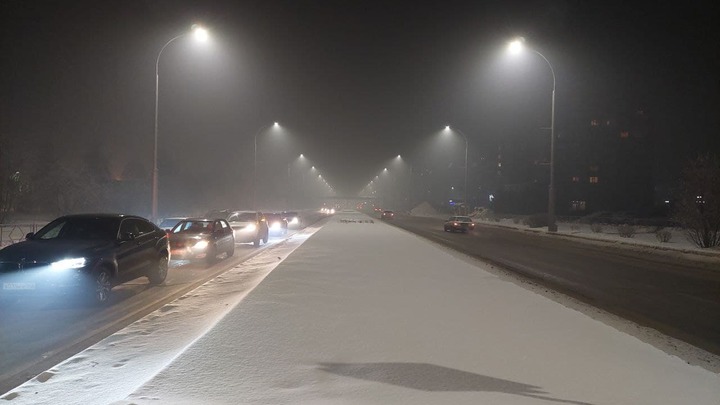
[158,217,187,233]
[265,213,288,236]
[0,214,169,304]
[444,216,475,233]
[381,210,395,220]
[168,218,234,265]
[223,211,269,246]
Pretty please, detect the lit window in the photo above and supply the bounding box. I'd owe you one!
[589,176,599,184]
[571,176,580,183]
[620,131,629,138]
[590,119,599,127]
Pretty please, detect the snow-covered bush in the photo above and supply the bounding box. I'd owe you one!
[617,224,636,238]
[655,229,672,243]
[523,214,548,228]
[590,223,604,233]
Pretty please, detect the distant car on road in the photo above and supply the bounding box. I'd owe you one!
[0,214,169,304]
[444,216,475,233]
[158,217,186,233]
[265,213,288,236]
[381,210,395,220]
[168,218,234,265]
[220,211,269,246]
[282,211,301,228]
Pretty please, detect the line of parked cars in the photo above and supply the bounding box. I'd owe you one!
[0,210,304,305]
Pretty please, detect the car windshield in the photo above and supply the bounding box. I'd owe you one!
[173,220,214,234]
[235,213,256,222]
[206,210,229,220]
[451,216,472,222]
[34,217,121,240]
[160,218,183,228]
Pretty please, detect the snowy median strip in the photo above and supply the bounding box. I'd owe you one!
[0,227,321,404]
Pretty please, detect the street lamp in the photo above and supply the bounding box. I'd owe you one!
[508,37,558,232]
[253,122,280,209]
[152,24,209,222]
[444,126,469,214]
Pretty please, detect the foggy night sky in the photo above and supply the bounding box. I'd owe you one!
[2,1,719,202]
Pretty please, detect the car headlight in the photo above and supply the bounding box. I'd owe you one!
[51,257,86,271]
[270,222,281,230]
[244,224,257,232]
[289,217,299,225]
[193,240,209,250]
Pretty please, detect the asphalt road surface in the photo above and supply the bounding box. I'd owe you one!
[385,214,720,357]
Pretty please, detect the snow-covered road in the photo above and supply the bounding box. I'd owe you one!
[3,211,719,404]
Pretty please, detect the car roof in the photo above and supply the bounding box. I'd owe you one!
[57,213,142,220]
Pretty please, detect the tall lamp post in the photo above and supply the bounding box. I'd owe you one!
[152,25,208,222]
[508,38,558,232]
[444,126,469,214]
[253,122,279,209]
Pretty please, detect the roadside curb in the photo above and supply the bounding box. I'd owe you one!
[475,220,720,260]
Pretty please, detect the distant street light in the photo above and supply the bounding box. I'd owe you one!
[152,24,209,222]
[444,126,469,214]
[253,122,280,209]
[508,37,558,232]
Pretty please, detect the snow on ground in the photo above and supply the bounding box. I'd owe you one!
[422,212,720,259]
[3,212,719,404]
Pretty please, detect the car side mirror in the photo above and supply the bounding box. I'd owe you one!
[25,232,35,240]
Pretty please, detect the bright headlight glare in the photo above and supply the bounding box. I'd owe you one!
[270,222,281,230]
[194,240,209,250]
[245,224,257,232]
[51,257,86,271]
[289,217,299,224]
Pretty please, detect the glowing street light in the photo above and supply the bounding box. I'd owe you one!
[253,122,280,209]
[507,37,558,232]
[443,126,469,214]
[152,24,210,222]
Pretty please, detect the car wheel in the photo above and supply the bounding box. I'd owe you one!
[262,232,268,244]
[253,237,260,247]
[89,267,112,305]
[148,254,169,284]
[444,226,449,232]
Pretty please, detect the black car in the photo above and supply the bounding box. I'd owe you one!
[168,218,235,265]
[381,210,395,220]
[443,216,475,233]
[0,214,169,304]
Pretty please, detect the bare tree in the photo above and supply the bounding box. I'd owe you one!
[674,154,720,248]
[0,134,30,223]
